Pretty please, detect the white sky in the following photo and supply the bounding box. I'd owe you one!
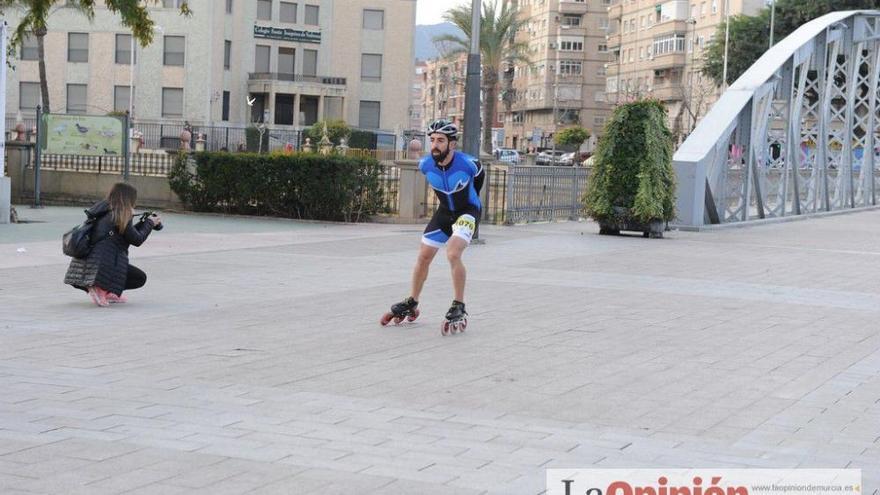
[415,0,471,25]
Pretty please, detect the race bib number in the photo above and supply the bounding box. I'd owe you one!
[452,214,476,243]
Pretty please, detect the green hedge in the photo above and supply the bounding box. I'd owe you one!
[169,151,386,222]
[584,100,676,225]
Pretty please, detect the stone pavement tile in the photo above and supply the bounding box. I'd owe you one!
[366,478,484,495]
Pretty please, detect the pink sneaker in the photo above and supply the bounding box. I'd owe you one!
[88,287,110,307]
[106,293,128,304]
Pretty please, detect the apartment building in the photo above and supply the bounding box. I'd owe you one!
[605,0,763,139]
[421,52,468,128]
[502,0,612,151]
[4,0,416,130]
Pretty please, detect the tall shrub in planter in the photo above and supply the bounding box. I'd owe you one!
[583,100,676,238]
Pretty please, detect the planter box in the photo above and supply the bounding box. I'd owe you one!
[598,207,666,238]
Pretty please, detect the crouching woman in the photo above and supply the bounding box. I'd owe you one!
[64,182,162,307]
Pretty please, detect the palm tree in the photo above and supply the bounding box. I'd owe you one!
[3,0,190,112]
[434,0,530,154]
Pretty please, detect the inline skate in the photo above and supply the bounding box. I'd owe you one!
[380,297,420,326]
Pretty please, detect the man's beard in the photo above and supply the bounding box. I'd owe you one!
[432,148,450,164]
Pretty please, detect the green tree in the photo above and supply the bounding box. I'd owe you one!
[434,1,530,154]
[306,119,352,146]
[555,126,591,148]
[703,0,880,87]
[3,0,191,112]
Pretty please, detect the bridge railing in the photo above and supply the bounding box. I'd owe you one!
[673,10,880,226]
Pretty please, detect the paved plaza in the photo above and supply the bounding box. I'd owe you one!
[1,206,879,494]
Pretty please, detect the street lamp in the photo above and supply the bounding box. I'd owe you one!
[129,25,163,122]
[722,0,730,89]
[768,0,776,48]
[686,17,697,134]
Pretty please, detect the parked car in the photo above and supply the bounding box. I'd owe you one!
[560,152,576,166]
[495,148,522,164]
[536,150,566,165]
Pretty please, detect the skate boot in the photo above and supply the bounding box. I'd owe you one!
[380,297,420,326]
[441,300,468,336]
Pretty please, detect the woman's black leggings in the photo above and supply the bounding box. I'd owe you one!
[125,264,147,291]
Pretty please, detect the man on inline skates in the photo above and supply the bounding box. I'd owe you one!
[380,119,484,335]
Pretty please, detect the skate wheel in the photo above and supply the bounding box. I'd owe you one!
[441,321,451,336]
[380,312,394,326]
[459,319,467,332]
[406,308,420,322]
[393,316,404,325]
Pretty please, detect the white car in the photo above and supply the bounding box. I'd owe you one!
[496,148,521,164]
[536,150,566,165]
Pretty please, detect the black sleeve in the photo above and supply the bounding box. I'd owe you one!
[473,160,485,194]
[123,218,154,247]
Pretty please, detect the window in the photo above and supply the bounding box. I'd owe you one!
[363,9,384,30]
[599,18,609,30]
[278,47,295,74]
[711,0,717,14]
[224,40,231,70]
[558,60,582,75]
[700,2,706,16]
[653,33,686,55]
[162,87,183,118]
[19,82,40,111]
[67,84,87,114]
[257,0,272,20]
[359,101,380,128]
[303,49,317,76]
[114,85,131,113]
[163,0,184,6]
[116,34,133,64]
[226,0,233,13]
[562,15,581,27]
[559,40,583,51]
[280,2,297,23]
[20,33,38,61]
[598,43,608,53]
[361,53,382,81]
[255,45,271,73]
[163,35,185,66]
[304,4,319,25]
[222,91,230,121]
[68,33,88,63]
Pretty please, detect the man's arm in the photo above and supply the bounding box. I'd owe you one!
[472,160,485,194]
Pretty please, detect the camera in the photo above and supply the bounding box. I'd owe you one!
[138,211,164,231]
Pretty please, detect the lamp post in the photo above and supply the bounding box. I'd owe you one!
[462,0,481,157]
[722,0,730,89]
[768,0,776,48]
[129,25,163,122]
[686,17,697,134]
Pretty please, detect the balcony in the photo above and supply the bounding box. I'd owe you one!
[559,0,589,15]
[647,52,687,71]
[248,73,347,98]
[249,73,346,86]
[648,84,684,101]
[606,2,622,19]
[652,19,690,34]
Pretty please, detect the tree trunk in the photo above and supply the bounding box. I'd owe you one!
[482,68,497,155]
[36,27,50,112]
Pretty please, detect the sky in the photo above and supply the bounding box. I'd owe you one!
[415,0,471,25]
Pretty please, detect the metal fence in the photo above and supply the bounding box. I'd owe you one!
[32,152,177,176]
[422,164,588,225]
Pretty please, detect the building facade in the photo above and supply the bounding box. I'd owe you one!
[421,52,469,129]
[605,0,764,140]
[4,0,416,131]
[502,0,612,152]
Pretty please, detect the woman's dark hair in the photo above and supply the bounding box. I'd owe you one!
[106,182,137,233]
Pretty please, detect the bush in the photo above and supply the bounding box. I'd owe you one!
[306,119,351,145]
[245,126,270,152]
[168,151,386,222]
[583,100,676,225]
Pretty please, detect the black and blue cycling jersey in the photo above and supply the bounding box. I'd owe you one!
[419,151,484,212]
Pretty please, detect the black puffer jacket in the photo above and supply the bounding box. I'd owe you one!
[64,200,155,295]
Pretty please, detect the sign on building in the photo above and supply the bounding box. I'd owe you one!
[254,25,321,44]
[40,114,125,156]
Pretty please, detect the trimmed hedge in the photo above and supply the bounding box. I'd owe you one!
[169,151,386,222]
[584,100,676,225]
